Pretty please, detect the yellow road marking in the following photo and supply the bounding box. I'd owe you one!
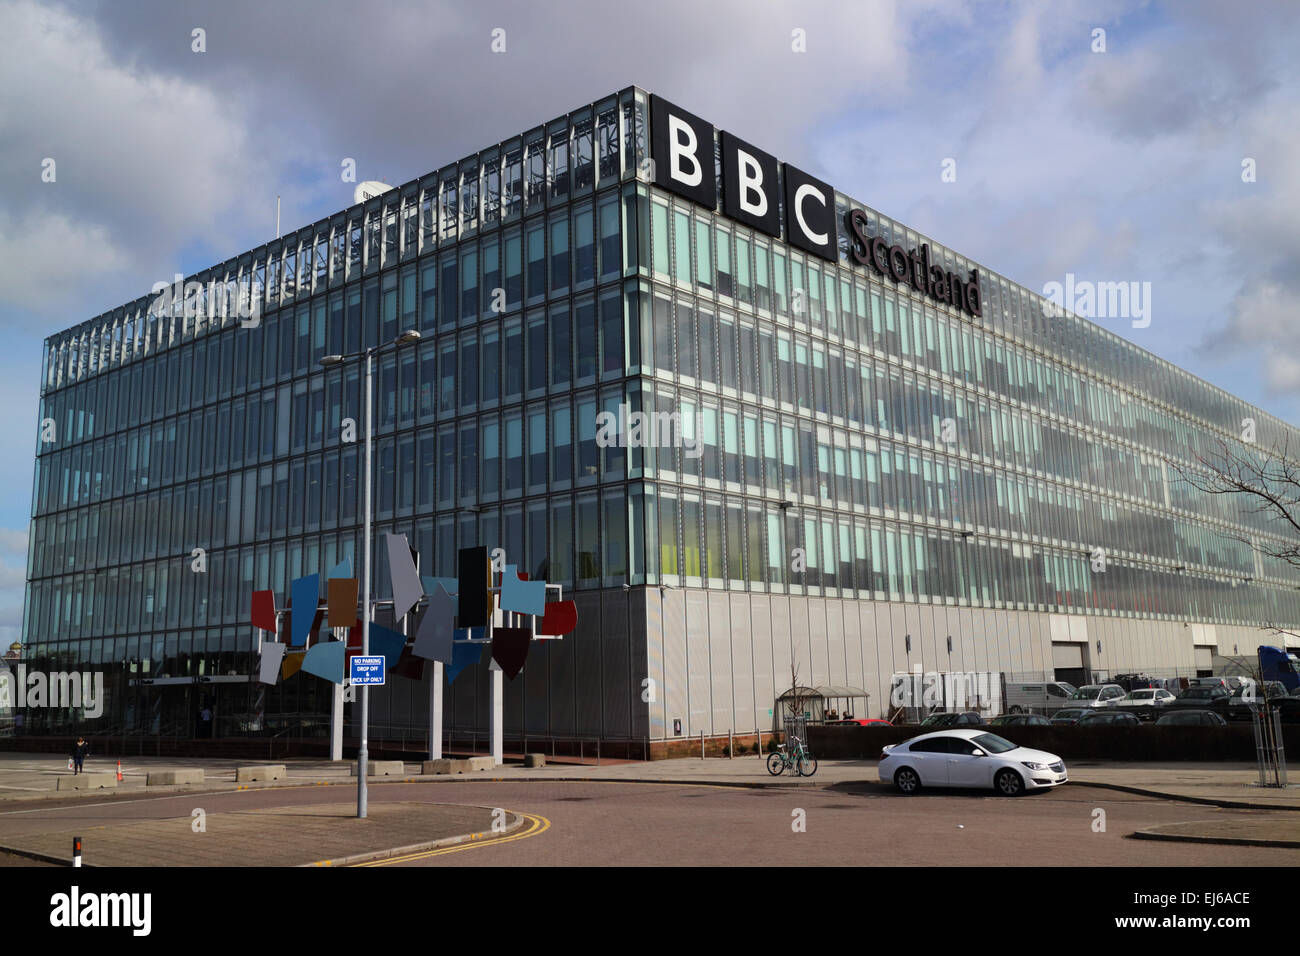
[353,811,550,866]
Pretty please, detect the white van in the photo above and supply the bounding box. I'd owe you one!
[1004,681,1077,715]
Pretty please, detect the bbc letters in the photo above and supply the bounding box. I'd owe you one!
[649,94,981,318]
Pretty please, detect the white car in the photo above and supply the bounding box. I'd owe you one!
[878,729,1068,797]
[1068,684,1126,708]
[1117,688,1176,709]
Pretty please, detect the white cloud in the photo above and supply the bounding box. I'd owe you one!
[0,211,128,316]
[1265,354,1300,396]
[0,0,270,318]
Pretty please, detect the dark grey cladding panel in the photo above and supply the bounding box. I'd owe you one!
[572,591,604,735]
[628,586,651,738]
[573,638,601,736]
[503,643,526,733]
[548,606,577,736]
[524,639,550,734]
[601,595,631,738]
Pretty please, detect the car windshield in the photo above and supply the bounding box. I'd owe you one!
[971,733,1017,754]
[1070,687,1101,700]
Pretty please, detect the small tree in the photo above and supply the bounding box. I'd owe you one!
[781,651,812,724]
[1173,434,1300,571]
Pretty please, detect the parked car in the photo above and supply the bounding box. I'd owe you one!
[878,729,1068,796]
[1189,676,1235,691]
[1076,710,1142,727]
[919,711,985,728]
[1225,682,1291,721]
[1156,709,1227,727]
[990,713,1051,727]
[1276,695,1300,724]
[828,717,892,727]
[1112,688,1177,720]
[1067,684,1126,708]
[1004,681,1077,716]
[1114,673,1160,691]
[1050,707,1094,725]
[1166,685,1231,715]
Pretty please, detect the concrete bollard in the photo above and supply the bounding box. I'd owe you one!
[350,760,405,776]
[235,764,286,782]
[524,753,546,768]
[146,769,204,786]
[422,757,494,774]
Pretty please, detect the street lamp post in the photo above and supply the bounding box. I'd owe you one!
[321,328,421,819]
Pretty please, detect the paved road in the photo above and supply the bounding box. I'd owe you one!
[0,778,1292,867]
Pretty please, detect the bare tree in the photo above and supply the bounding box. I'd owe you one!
[1172,434,1300,570]
[783,651,810,724]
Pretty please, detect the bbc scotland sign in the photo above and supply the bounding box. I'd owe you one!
[648,94,983,318]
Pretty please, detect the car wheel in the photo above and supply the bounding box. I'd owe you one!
[894,767,921,795]
[995,768,1025,797]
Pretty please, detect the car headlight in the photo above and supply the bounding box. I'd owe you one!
[1021,761,1047,770]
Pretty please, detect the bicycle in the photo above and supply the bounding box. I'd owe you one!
[766,736,818,776]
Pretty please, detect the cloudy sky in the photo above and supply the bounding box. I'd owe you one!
[0,0,1297,643]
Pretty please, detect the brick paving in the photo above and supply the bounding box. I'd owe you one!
[1134,813,1300,847]
[2,751,1297,855]
[3,801,502,867]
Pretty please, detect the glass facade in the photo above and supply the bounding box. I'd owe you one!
[21,86,1300,740]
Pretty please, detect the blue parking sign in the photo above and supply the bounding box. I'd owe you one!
[350,655,386,686]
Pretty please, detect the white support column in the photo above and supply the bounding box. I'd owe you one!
[329,626,344,761]
[428,660,443,760]
[330,682,345,761]
[489,658,503,766]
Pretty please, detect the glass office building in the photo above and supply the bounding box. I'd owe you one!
[21,87,1300,749]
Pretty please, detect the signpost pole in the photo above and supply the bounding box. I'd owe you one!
[358,349,373,818]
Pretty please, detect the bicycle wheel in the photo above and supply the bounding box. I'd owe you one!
[766,752,786,776]
[797,754,818,777]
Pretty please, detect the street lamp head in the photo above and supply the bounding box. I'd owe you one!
[395,329,422,346]
[320,354,345,367]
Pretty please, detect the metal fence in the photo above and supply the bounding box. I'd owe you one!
[1252,704,1288,787]
[783,715,808,751]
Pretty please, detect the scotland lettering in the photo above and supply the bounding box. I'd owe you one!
[844,210,982,318]
[649,94,981,317]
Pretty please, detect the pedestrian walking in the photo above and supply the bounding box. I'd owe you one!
[71,736,90,775]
